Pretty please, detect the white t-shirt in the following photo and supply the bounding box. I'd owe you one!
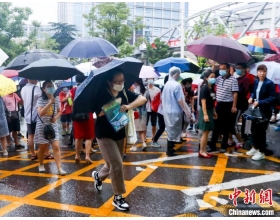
[256,81,264,101]
[21,83,42,124]
[144,86,161,112]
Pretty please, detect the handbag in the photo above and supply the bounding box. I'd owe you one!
[71,113,89,121]
[4,95,19,122]
[123,90,137,145]
[38,102,56,141]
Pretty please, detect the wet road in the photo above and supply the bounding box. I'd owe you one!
[0,118,280,217]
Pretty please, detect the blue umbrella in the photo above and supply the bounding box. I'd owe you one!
[60,37,119,58]
[73,57,143,114]
[154,57,190,73]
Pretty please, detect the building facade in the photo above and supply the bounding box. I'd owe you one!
[57,2,188,43]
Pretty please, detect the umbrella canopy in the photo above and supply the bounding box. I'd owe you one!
[73,57,143,114]
[0,75,17,97]
[5,49,66,70]
[0,48,8,66]
[192,77,203,86]
[264,53,280,63]
[139,66,160,79]
[75,62,97,75]
[18,58,84,81]
[187,36,252,63]
[0,66,5,73]
[154,73,200,86]
[154,57,190,73]
[60,37,119,58]
[186,57,200,73]
[238,36,278,54]
[268,38,280,49]
[249,61,280,84]
[1,69,18,78]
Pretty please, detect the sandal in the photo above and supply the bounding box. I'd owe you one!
[31,154,38,160]
[75,156,81,163]
[44,153,54,159]
[85,158,93,164]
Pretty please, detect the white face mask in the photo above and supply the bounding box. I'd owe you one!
[113,84,124,92]
[148,79,154,85]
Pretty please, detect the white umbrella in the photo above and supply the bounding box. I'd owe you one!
[250,61,280,84]
[139,65,160,79]
[75,62,97,75]
[0,48,8,66]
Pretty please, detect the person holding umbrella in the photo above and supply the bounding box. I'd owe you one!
[91,68,146,211]
[34,81,66,175]
[0,96,9,156]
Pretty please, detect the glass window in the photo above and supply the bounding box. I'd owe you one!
[154,18,161,26]
[173,2,180,10]
[136,29,143,35]
[260,20,264,25]
[162,19,171,28]
[136,2,144,6]
[153,28,161,36]
[171,20,178,26]
[155,9,162,17]
[136,7,144,16]
[164,2,171,9]
[164,10,171,19]
[145,8,153,17]
[145,2,153,8]
[172,11,179,19]
[155,3,162,8]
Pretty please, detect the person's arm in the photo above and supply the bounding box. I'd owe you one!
[201,99,209,122]
[38,96,55,117]
[60,93,68,103]
[120,95,147,112]
[232,92,238,113]
[191,96,194,112]
[255,81,276,107]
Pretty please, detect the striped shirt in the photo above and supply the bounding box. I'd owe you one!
[216,75,239,102]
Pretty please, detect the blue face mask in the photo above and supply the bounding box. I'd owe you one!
[46,87,55,95]
[219,70,227,76]
[208,78,216,85]
[236,69,242,75]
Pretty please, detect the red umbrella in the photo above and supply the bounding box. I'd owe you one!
[1,69,19,78]
[264,53,280,63]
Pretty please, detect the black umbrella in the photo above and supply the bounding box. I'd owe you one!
[243,106,263,120]
[19,58,83,81]
[73,57,143,114]
[5,49,66,70]
[60,37,119,58]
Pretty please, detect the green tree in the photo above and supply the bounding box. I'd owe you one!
[24,20,41,49]
[146,38,173,64]
[49,22,78,51]
[0,2,32,64]
[118,42,135,58]
[84,2,144,47]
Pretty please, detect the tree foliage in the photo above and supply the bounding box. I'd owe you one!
[84,2,144,48]
[146,38,173,64]
[49,22,78,51]
[0,2,32,64]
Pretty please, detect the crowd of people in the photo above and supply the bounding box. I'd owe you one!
[0,60,279,211]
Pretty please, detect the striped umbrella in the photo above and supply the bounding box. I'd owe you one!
[264,53,280,63]
[238,36,278,54]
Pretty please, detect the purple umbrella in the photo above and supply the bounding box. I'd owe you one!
[187,36,252,64]
[268,38,280,49]
[264,53,280,63]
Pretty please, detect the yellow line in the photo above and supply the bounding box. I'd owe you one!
[0,202,24,216]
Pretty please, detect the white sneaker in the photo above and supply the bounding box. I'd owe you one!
[130,146,137,152]
[270,115,276,122]
[152,142,161,148]
[252,151,265,160]
[58,168,67,175]
[246,148,258,156]
[38,165,45,173]
[3,150,8,156]
[142,143,147,151]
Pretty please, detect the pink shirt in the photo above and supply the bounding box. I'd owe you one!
[3,93,21,111]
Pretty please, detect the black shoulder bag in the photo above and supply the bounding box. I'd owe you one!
[38,102,56,141]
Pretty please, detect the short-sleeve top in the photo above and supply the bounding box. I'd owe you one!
[95,88,139,140]
[216,75,239,102]
[199,84,215,110]
[36,97,60,124]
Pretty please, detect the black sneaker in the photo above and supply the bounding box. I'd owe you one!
[92,171,102,191]
[15,144,25,150]
[112,195,129,211]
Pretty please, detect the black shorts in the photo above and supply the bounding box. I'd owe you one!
[27,123,37,135]
[147,111,157,127]
[61,114,72,123]
[8,118,20,132]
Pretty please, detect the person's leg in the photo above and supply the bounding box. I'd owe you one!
[249,121,267,160]
[37,143,48,172]
[209,104,222,151]
[51,140,66,174]
[151,111,157,138]
[75,139,83,163]
[27,123,37,158]
[220,103,232,151]
[200,131,210,156]
[153,113,165,145]
[85,139,93,164]
[0,137,7,155]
